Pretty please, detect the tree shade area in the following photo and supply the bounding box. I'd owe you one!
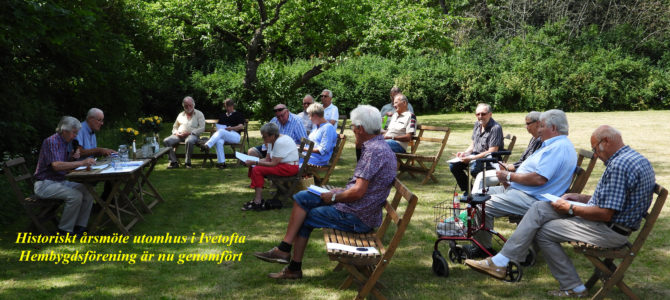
[2,0,669,158]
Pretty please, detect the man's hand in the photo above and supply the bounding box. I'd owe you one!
[551,198,570,214]
[244,160,256,166]
[81,158,95,170]
[72,149,81,160]
[101,148,116,156]
[561,193,591,203]
[320,192,334,204]
[496,170,511,188]
[177,131,190,138]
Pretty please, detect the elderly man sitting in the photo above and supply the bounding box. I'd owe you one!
[253,105,397,279]
[163,96,206,169]
[243,123,300,211]
[76,108,116,158]
[382,93,416,153]
[34,116,96,235]
[248,104,307,159]
[465,125,655,298]
[302,103,337,166]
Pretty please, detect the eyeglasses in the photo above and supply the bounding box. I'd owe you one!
[302,102,312,106]
[350,124,358,130]
[273,107,286,113]
[591,139,603,153]
[525,120,536,126]
[475,112,489,116]
[320,94,329,98]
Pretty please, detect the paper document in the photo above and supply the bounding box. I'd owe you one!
[75,164,109,171]
[541,193,590,207]
[308,185,330,196]
[326,243,379,255]
[447,155,474,163]
[99,165,141,174]
[235,152,259,163]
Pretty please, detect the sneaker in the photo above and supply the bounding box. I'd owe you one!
[199,143,210,152]
[241,200,264,211]
[463,244,497,258]
[167,162,179,169]
[268,266,302,279]
[253,247,290,264]
[547,289,589,298]
[184,162,192,169]
[464,257,507,280]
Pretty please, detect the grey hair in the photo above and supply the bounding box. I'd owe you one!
[477,103,492,113]
[593,125,622,140]
[322,89,333,98]
[306,102,324,117]
[394,93,408,104]
[224,98,234,107]
[390,86,401,94]
[56,116,82,133]
[540,109,569,135]
[350,105,382,135]
[86,108,103,119]
[183,96,195,106]
[260,122,280,137]
[303,94,314,102]
[526,111,541,122]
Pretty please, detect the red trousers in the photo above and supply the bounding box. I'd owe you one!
[248,164,299,188]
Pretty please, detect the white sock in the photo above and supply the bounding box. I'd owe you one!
[573,285,586,293]
[491,253,509,267]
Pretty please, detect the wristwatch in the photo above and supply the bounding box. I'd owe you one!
[331,193,337,204]
[506,172,511,182]
[568,204,574,216]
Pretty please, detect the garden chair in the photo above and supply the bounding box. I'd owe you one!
[267,138,314,201]
[501,133,516,163]
[323,178,418,300]
[305,134,346,186]
[570,184,667,300]
[395,125,451,184]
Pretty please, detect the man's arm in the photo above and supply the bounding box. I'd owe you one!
[51,158,95,172]
[80,147,115,157]
[497,170,547,186]
[552,199,614,222]
[191,111,206,136]
[320,177,369,204]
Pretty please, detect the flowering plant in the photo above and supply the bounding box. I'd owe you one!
[119,127,140,144]
[137,116,163,134]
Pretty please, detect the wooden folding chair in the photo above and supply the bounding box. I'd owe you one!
[501,133,517,163]
[570,184,667,300]
[323,178,419,300]
[197,119,250,167]
[305,134,346,186]
[395,125,451,184]
[267,138,314,201]
[566,149,597,194]
[337,115,348,135]
[2,157,63,234]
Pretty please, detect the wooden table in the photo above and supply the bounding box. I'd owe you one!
[67,159,151,235]
[135,147,170,213]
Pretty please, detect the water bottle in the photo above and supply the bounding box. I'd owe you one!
[152,136,159,154]
[452,192,460,222]
[110,153,120,170]
[118,145,129,162]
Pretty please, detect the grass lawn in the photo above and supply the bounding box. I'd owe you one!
[1,110,669,299]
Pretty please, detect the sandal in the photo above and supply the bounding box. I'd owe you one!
[241,200,263,211]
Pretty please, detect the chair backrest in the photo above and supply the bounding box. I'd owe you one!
[412,125,451,158]
[566,149,597,194]
[296,138,315,178]
[2,157,34,203]
[376,178,419,257]
[328,134,346,166]
[630,184,667,255]
[337,115,347,135]
[502,134,517,163]
[239,119,250,149]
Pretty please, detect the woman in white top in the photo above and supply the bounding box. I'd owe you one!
[243,123,299,211]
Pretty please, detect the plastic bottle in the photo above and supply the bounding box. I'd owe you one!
[452,192,460,222]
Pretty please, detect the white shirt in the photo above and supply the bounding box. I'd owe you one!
[268,135,299,163]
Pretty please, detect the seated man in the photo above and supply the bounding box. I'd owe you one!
[242,123,300,211]
[252,105,397,279]
[382,93,416,153]
[465,125,655,298]
[297,95,314,135]
[200,98,245,169]
[449,103,504,194]
[247,104,307,158]
[76,108,116,158]
[302,103,337,166]
[163,96,206,169]
[319,89,339,127]
[471,111,542,194]
[33,116,96,235]
[468,109,577,257]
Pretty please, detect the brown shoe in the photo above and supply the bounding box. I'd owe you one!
[268,266,302,279]
[253,247,290,264]
[547,289,589,298]
[464,257,507,280]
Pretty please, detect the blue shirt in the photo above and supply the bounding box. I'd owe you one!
[305,122,338,166]
[76,121,97,150]
[270,113,307,145]
[587,145,655,230]
[511,135,577,201]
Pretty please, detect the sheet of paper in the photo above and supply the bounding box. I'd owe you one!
[326,243,379,255]
[99,164,141,174]
[75,164,109,171]
[541,193,590,207]
[447,155,475,163]
[235,152,259,162]
[308,185,330,195]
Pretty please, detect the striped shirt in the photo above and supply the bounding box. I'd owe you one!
[34,133,72,181]
[587,145,655,230]
[270,113,307,145]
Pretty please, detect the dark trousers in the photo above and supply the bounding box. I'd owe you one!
[449,160,488,193]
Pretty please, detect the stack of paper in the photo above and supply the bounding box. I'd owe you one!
[308,185,330,195]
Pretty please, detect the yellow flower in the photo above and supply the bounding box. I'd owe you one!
[126,128,132,133]
[156,120,161,124]
[134,130,139,135]
[154,116,159,120]
[120,128,124,132]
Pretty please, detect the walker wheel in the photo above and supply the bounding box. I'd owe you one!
[432,250,449,277]
[504,261,522,282]
[448,246,465,264]
[521,247,536,267]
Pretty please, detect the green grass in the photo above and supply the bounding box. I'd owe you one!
[1,111,670,299]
